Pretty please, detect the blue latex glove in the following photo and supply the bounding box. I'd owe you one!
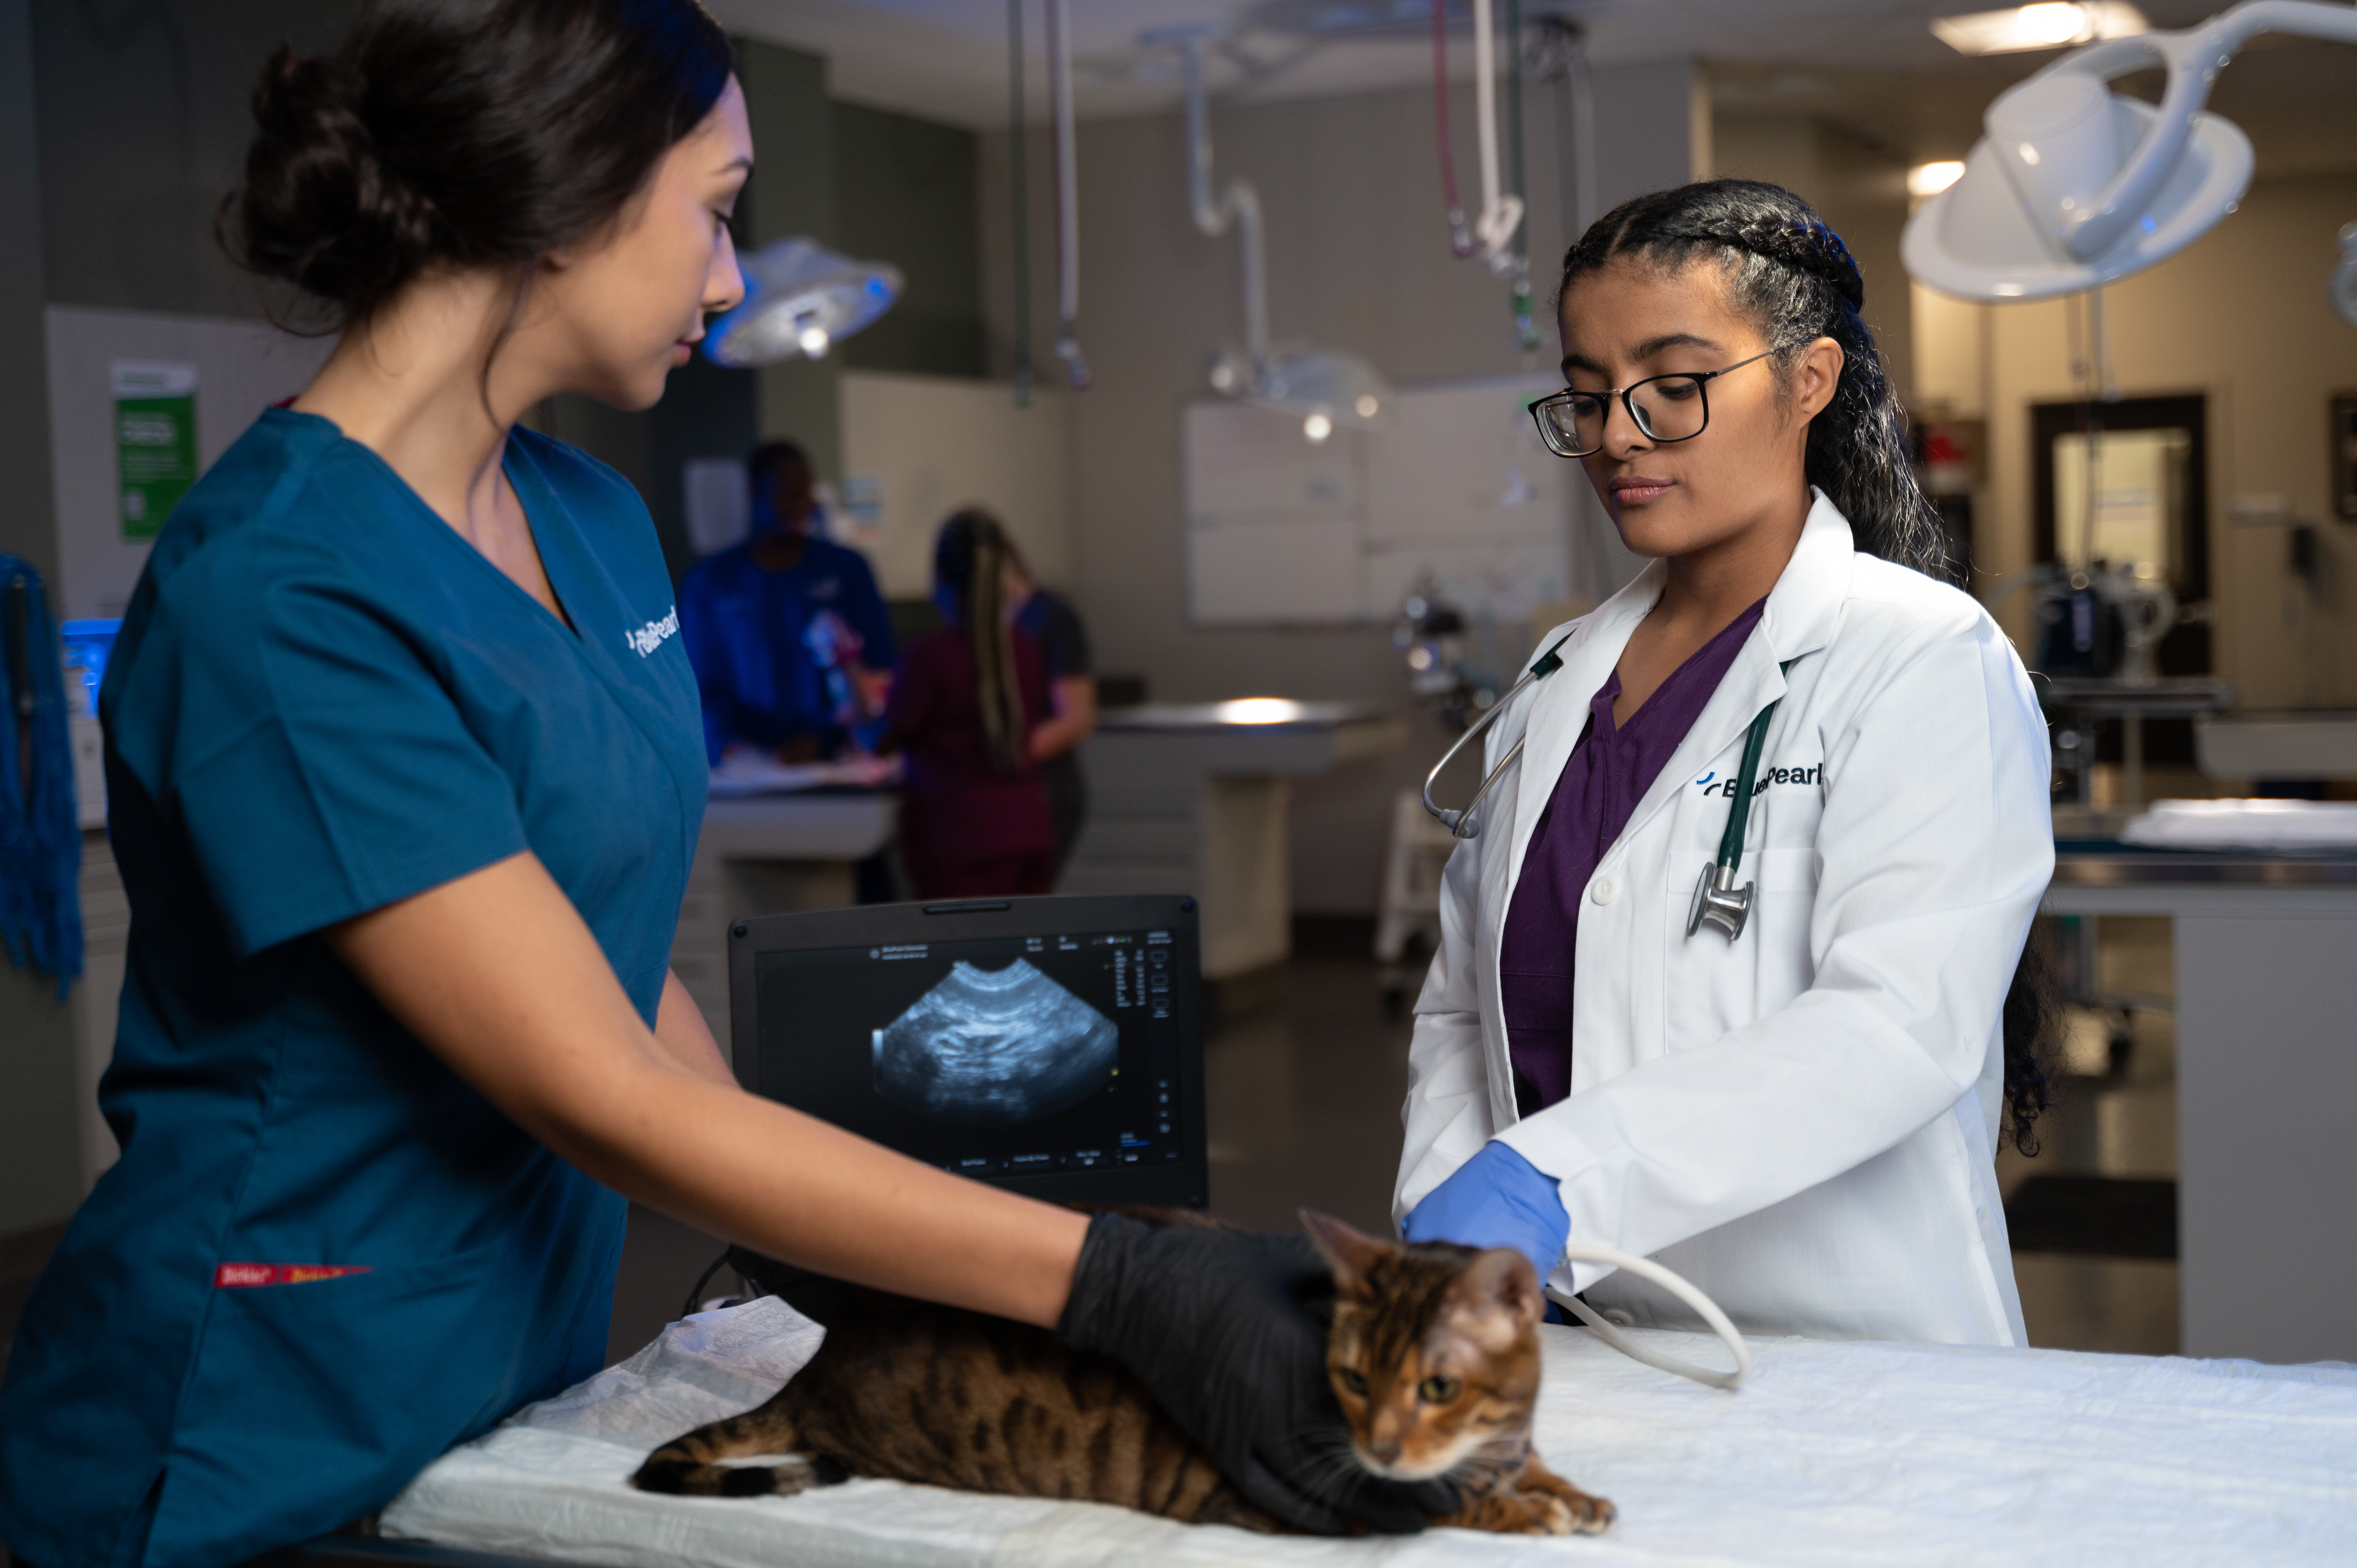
[1401,1140,1570,1283]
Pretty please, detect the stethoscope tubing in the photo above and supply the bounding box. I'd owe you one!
[1419,636,1798,945]
[1419,634,1763,1393]
[1419,632,1574,841]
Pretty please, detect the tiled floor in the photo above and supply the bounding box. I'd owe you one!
[606,916,2183,1362]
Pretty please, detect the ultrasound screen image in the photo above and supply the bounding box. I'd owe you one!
[873,959,1118,1126]
[754,925,1188,1184]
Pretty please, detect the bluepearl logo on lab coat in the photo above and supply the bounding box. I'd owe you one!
[626,606,680,658]
[1693,765,1821,798]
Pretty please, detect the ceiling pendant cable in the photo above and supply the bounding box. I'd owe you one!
[1503,0,1538,355]
[1004,0,1032,410]
[1431,0,1474,257]
[1430,0,1526,279]
[1007,0,1033,406]
[1046,0,1090,389]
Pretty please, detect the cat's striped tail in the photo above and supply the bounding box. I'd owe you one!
[631,1413,852,1497]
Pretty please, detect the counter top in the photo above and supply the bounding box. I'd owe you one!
[2053,844,2357,886]
[699,790,897,861]
[1095,699,1391,732]
[2037,676,2237,717]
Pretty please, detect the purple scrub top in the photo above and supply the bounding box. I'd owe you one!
[1499,598,1767,1115]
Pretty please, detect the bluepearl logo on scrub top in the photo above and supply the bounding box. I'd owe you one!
[626,606,680,658]
[1693,765,1821,798]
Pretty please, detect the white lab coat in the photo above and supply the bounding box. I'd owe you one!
[1395,492,2052,1346]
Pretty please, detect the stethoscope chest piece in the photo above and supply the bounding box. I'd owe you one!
[1684,655,1799,945]
[1687,862,1754,942]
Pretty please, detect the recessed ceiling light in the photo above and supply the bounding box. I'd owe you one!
[1908,161,1967,197]
[1931,2,2146,56]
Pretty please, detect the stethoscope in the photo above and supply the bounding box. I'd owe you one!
[1419,633,1794,944]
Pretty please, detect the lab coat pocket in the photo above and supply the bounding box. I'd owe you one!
[1756,846,1820,894]
[1748,846,1820,1007]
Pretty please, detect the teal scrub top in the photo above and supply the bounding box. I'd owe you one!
[0,410,707,1568]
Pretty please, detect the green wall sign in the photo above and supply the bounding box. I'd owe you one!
[111,361,199,541]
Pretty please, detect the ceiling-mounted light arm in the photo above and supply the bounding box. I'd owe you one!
[1175,32,1270,365]
[2011,1,2357,264]
[1046,0,1090,388]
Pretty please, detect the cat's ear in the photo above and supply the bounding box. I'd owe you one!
[1448,1248,1546,1342]
[1299,1209,1391,1298]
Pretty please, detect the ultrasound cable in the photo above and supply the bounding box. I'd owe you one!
[1549,1244,1754,1391]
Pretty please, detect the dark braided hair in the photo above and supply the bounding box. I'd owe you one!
[934,510,1029,775]
[1562,180,2059,1155]
[1560,179,1955,586]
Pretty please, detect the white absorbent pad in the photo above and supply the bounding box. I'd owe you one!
[380,1295,2357,1567]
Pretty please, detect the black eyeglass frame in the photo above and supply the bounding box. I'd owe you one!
[1527,344,1793,459]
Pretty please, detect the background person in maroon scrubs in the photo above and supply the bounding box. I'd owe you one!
[885,510,1058,898]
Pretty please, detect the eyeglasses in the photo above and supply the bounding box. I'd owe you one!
[1528,346,1787,459]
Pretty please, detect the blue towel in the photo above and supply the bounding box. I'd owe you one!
[0,556,83,996]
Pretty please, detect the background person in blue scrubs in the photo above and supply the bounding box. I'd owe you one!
[0,4,1443,1564]
[679,440,897,765]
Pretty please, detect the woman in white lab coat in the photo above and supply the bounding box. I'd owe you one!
[1397,180,2057,1347]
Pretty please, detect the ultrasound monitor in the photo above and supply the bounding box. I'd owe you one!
[728,894,1209,1210]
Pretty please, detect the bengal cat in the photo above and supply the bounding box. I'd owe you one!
[631,1210,1614,1536]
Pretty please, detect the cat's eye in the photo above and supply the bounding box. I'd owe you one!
[1417,1374,1461,1404]
[1335,1367,1368,1397]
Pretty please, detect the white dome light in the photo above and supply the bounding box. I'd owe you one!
[704,239,900,368]
[1905,3,2357,311]
[1302,412,1334,443]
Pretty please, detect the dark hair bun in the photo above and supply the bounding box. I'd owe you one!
[230,45,446,320]
[224,0,733,326]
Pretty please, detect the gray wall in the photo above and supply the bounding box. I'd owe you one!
[1,0,83,1239]
[835,101,984,379]
[19,14,981,581]
[1711,112,1915,405]
[978,66,1703,912]
[33,0,357,321]
[741,38,842,483]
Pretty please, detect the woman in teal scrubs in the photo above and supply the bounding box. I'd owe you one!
[0,5,1442,1564]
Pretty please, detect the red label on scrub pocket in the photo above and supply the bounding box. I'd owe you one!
[213,1263,373,1288]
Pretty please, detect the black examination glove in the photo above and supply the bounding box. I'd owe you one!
[1055,1211,1458,1535]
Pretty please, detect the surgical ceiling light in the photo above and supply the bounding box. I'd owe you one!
[703,239,901,367]
[1149,26,1396,443]
[1903,0,2357,321]
[1931,2,2148,55]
